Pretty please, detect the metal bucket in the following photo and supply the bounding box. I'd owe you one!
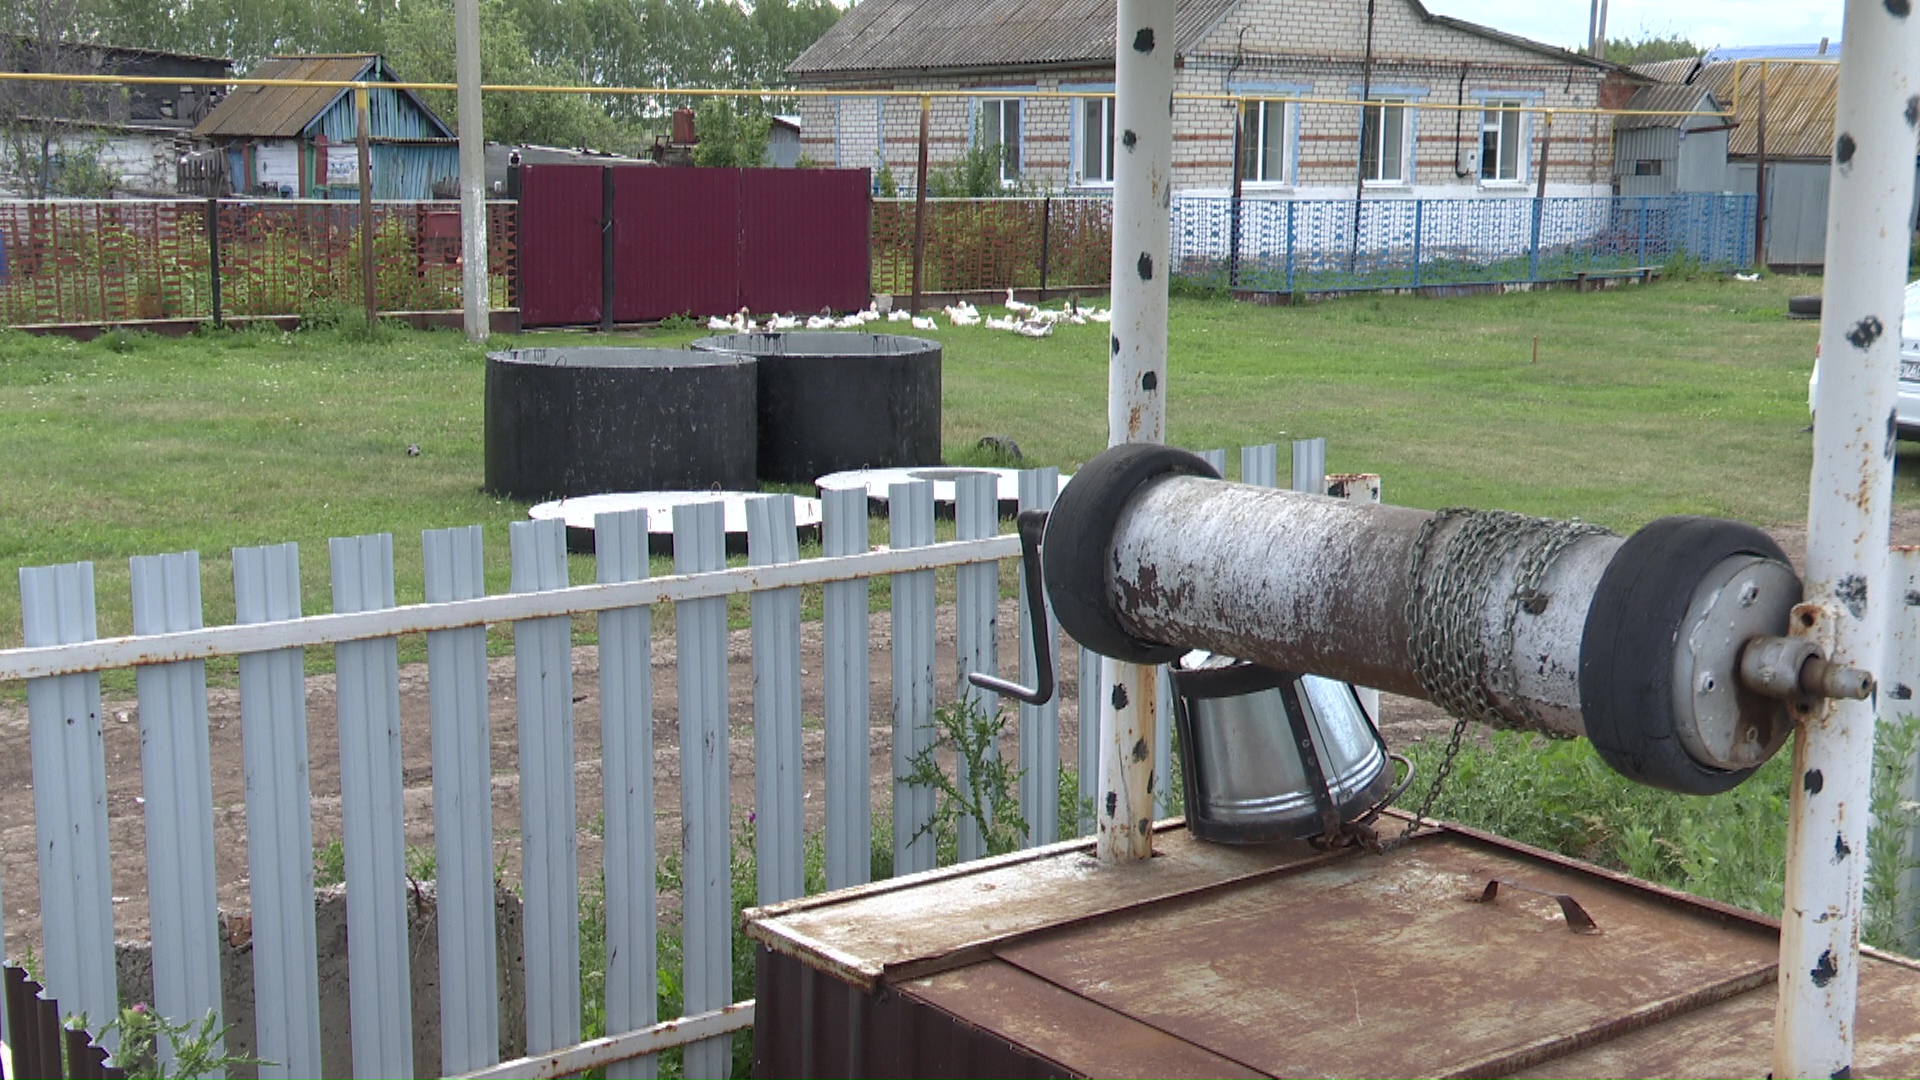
[1170,652,1391,844]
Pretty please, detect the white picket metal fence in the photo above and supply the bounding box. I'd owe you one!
[0,442,1333,1079]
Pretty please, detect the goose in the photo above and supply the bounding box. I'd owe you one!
[805,314,835,329]
[945,305,981,327]
[1004,288,1036,317]
[1087,308,1112,323]
[984,314,1018,331]
[834,314,866,329]
[1014,319,1054,338]
[707,315,732,330]
[768,313,800,330]
[887,309,912,322]
[911,315,938,331]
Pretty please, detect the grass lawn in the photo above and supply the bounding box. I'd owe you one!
[12,272,1920,1039]
[0,273,1851,655]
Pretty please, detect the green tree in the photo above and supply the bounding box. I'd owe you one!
[1601,32,1704,67]
[381,0,631,149]
[692,97,769,167]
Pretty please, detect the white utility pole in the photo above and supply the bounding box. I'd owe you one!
[454,0,489,343]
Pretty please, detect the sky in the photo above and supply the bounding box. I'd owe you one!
[1423,1,1845,55]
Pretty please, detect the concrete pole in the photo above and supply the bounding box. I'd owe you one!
[1773,2,1920,1074]
[1096,0,1175,863]
[454,0,489,343]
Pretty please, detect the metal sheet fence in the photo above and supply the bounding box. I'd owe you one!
[0,442,1339,1079]
[0,199,517,327]
[874,192,1755,296]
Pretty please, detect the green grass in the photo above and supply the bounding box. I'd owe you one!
[0,276,1840,661]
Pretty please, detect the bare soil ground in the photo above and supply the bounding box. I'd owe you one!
[3,510,1914,952]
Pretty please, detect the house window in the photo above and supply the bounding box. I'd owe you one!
[1238,99,1288,184]
[979,98,1022,185]
[1480,101,1525,182]
[1634,159,1664,176]
[1360,98,1409,184]
[1079,96,1115,184]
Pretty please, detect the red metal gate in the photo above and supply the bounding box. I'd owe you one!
[518,164,870,327]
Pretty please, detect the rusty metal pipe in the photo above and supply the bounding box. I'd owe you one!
[1040,444,1825,796]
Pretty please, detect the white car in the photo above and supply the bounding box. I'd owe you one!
[1809,279,1920,438]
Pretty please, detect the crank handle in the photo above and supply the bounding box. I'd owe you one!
[967,509,1055,706]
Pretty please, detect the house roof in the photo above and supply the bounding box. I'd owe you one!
[1629,57,1701,85]
[788,0,1241,77]
[789,0,1611,79]
[192,54,452,139]
[1694,59,1837,159]
[1614,84,1719,130]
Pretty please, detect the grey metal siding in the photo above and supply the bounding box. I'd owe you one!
[1676,128,1729,193]
[1615,128,1678,197]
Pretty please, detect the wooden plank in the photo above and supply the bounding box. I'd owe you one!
[233,543,323,1079]
[593,510,658,1080]
[509,519,580,1056]
[423,525,500,1075]
[129,552,222,1076]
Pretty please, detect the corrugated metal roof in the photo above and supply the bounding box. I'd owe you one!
[1614,84,1718,130]
[1695,60,1837,159]
[790,0,1613,79]
[1630,57,1701,85]
[788,0,1242,77]
[192,54,452,140]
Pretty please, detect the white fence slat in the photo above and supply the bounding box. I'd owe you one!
[20,562,117,1046]
[233,543,323,1080]
[954,475,999,862]
[1888,548,1920,940]
[593,510,659,1080]
[1197,448,1227,476]
[1154,667,1173,819]
[509,519,581,1056]
[330,534,415,1078]
[0,537,1021,684]
[1240,442,1279,488]
[1017,468,1062,848]
[747,496,804,904]
[1077,645,1101,837]
[672,502,733,1079]
[422,526,500,1076]
[889,482,938,875]
[1291,437,1327,496]
[129,552,221,1077]
[820,488,872,890]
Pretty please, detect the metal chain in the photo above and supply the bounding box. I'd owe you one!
[1385,508,1613,849]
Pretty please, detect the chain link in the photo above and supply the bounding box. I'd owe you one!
[1384,508,1613,849]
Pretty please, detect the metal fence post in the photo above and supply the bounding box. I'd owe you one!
[1039,194,1052,298]
[1284,199,1295,295]
[1412,199,1423,289]
[205,198,223,327]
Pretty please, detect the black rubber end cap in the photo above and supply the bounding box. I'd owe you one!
[1043,444,1221,663]
[1579,515,1797,796]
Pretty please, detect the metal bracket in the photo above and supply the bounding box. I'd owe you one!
[1469,879,1602,935]
[967,509,1055,706]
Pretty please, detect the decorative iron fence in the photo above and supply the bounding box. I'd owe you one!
[873,192,1756,297]
[0,442,1338,1079]
[0,199,517,328]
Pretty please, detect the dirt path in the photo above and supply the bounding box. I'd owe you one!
[5,509,1914,952]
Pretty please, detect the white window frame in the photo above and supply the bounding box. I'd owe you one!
[1076,95,1116,186]
[1238,99,1292,186]
[1479,99,1527,185]
[977,98,1023,187]
[1360,97,1411,186]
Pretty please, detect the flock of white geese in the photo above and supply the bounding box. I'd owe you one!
[706,289,1112,339]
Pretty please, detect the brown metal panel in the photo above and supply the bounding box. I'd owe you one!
[746,827,1334,991]
[611,166,739,321]
[903,961,1266,1078]
[989,834,1779,1079]
[737,168,870,316]
[517,165,606,327]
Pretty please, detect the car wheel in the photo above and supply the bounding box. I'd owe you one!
[1788,294,1822,318]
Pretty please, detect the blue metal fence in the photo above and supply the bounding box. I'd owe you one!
[1171,193,1756,293]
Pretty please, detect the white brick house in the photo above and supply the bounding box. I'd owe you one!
[788,0,1638,201]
